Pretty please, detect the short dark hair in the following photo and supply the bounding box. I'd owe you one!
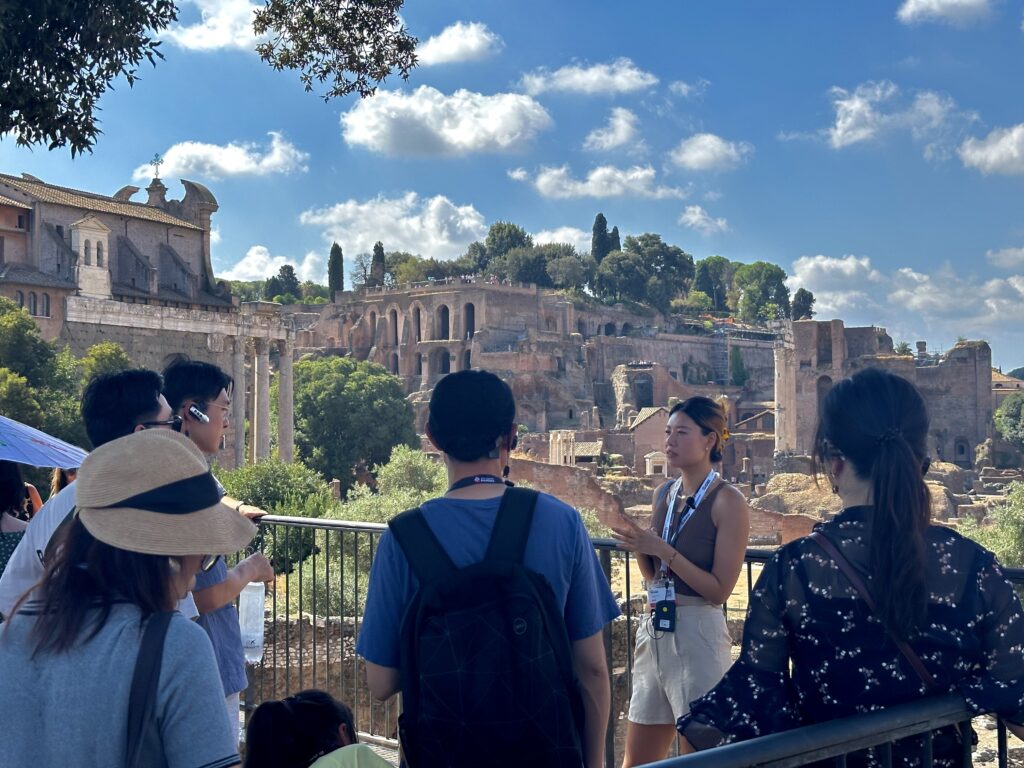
[244,690,357,768]
[0,460,25,516]
[668,396,727,462]
[162,356,233,412]
[81,369,164,449]
[428,370,515,462]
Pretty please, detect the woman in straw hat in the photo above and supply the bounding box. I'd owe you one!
[0,429,256,768]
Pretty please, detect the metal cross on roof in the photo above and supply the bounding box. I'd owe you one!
[150,153,164,179]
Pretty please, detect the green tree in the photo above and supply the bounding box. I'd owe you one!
[791,287,816,320]
[299,281,330,301]
[729,346,749,387]
[488,246,552,287]
[277,264,300,297]
[5,0,417,156]
[623,233,695,311]
[228,280,265,302]
[0,368,43,426]
[351,252,372,290]
[995,393,1024,452]
[265,275,284,299]
[292,356,417,491]
[374,444,447,496]
[673,290,714,313]
[369,242,386,287]
[894,341,913,356]
[608,226,621,253]
[328,242,344,295]
[591,213,611,263]
[734,261,791,323]
[693,256,737,312]
[485,222,532,261]
[593,250,649,303]
[461,241,490,273]
[0,298,55,387]
[220,457,330,513]
[547,249,596,291]
[80,342,131,386]
[959,483,1024,567]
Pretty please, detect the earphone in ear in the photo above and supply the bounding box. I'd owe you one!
[188,404,210,424]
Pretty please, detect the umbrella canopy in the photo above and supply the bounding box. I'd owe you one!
[0,415,88,469]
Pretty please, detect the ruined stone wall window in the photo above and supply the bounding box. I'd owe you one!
[83,240,91,266]
[955,439,969,463]
[634,373,654,408]
[390,309,399,346]
[437,305,450,340]
[465,303,475,338]
[16,214,25,229]
[14,290,23,307]
[577,318,586,336]
[41,293,50,317]
[413,307,422,341]
[434,348,451,374]
[415,353,423,375]
[604,322,615,336]
[96,242,104,267]
[816,375,833,413]
[622,323,632,335]
[55,225,64,239]
[27,291,37,316]
[390,352,399,374]
[462,349,471,371]
[546,316,557,332]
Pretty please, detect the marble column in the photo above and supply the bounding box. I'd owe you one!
[277,338,294,462]
[254,338,271,461]
[232,337,247,468]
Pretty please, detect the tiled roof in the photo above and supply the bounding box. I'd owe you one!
[0,263,76,289]
[574,441,604,456]
[992,370,1023,385]
[0,174,201,230]
[630,406,666,430]
[0,193,29,209]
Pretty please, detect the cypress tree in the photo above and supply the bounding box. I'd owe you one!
[591,213,611,263]
[328,242,344,295]
[370,241,386,286]
[608,226,621,253]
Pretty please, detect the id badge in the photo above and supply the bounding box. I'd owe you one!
[647,580,668,607]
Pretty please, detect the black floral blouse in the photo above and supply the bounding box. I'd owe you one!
[678,506,1024,763]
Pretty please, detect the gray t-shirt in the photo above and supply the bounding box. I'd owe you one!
[0,602,239,768]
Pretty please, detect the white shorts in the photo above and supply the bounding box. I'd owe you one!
[627,599,732,725]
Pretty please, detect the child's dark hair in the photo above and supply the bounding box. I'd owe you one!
[428,370,516,462]
[813,367,931,640]
[80,369,165,449]
[243,690,357,768]
[162,355,233,412]
[0,461,25,516]
[668,396,727,462]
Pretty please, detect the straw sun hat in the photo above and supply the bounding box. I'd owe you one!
[76,429,256,556]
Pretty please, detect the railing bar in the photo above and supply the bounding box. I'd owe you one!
[271,525,278,702]
[325,529,331,697]
[600,548,614,768]
[311,527,317,689]
[922,729,933,768]
[298,528,304,692]
[879,740,892,768]
[354,531,361,736]
[998,718,1008,768]
[833,752,846,767]
[285,525,292,697]
[340,528,347,707]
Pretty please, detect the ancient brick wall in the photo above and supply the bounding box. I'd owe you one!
[508,456,624,525]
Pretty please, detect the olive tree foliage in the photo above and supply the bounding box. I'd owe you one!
[995,393,1024,452]
[3,0,417,156]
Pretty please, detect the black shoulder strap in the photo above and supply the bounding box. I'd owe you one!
[389,508,457,585]
[485,487,540,564]
[126,610,174,767]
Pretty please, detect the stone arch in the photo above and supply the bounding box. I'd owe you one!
[432,347,451,375]
[389,352,399,374]
[621,322,632,336]
[954,437,970,465]
[603,322,615,336]
[83,240,91,266]
[415,352,423,375]
[410,301,426,342]
[464,302,476,339]
[389,308,399,346]
[14,290,23,307]
[816,375,833,414]
[96,241,104,267]
[436,305,450,340]
[462,349,472,371]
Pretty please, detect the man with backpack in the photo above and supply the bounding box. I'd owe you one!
[357,370,619,768]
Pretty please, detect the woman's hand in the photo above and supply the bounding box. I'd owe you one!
[612,512,672,559]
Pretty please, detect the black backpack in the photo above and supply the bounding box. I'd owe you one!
[388,487,586,768]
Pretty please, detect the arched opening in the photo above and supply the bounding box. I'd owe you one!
[462,349,472,371]
[633,373,654,408]
[954,438,970,466]
[432,348,451,375]
[545,316,557,332]
[14,290,23,308]
[413,307,422,341]
[569,408,574,420]
[96,242,104,267]
[390,352,399,374]
[415,353,423,375]
[436,305,450,340]
[621,323,632,336]
[603,322,615,336]
[368,311,377,343]
[389,309,399,346]
[464,303,475,339]
[816,375,833,415]
[577,318,586,336]
[27,292,37,316]
[41,293,50,317]
[83,240,91,266]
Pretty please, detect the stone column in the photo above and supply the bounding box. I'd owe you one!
[277,338,294,462]
[253,338,271,461]
[232,337,247,468]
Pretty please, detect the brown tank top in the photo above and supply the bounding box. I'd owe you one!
[651,479,725,597]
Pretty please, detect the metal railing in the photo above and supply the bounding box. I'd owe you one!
[244,514,1022,767]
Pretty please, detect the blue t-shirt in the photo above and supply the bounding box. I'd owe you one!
[194,557,247,696]
[356,491,620,668]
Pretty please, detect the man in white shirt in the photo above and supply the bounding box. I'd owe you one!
[0,369,193,617]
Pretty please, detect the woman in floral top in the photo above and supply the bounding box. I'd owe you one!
[678,367,1024,766]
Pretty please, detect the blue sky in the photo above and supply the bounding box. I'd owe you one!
[2,0,1023,367]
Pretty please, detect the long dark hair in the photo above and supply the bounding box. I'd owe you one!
[813,367,931,639]
[12,517,176,655]
[669,396,726,462]
[244,689,357,768]
[0,460,26,517]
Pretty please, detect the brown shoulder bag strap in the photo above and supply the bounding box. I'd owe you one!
[808,531,939,692]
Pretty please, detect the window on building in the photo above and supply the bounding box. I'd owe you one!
[41,293,50,317]
[83,240,91,266]
[27,292,37,316]
[16,214,25,229]
[14,290,23,307]
[55,225,64,239]
[96,242,104,267]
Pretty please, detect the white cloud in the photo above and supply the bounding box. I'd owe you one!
[507,167,529,181]
[583,108,641,151]
[418,21,503,66]
[959,124,1024,175]
[669,133,753,171]
[132,132,308,180]
[210,228,222,245]
[533,226,591,254]
[221,245,323,283]
[827,81,899,149]
[300,192,487,261]
[897,0,992,26]
[341,86,551,156]
[164,0,260,51]
[520,57,658,96]
[987,247,1024,269]
[787,254,885,314]
[679,205,728,236]
[668,79,710,98]
[513,164,686,199]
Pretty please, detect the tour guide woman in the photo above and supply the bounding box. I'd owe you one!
[677,367,1024,766]
[612,396,750,767]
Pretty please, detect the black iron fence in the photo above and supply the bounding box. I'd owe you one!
[243,514,1022,767]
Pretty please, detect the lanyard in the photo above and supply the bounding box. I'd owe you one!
[447,474,503,493]
[660,470,718,573]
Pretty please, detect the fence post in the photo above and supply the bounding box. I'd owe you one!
[600,547,615,768]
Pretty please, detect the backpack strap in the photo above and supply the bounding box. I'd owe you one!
[484,487,540,564]
[125,610,174,767]
[389,508,458,585]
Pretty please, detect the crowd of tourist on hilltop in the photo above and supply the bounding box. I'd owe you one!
[0,357,1021,768]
